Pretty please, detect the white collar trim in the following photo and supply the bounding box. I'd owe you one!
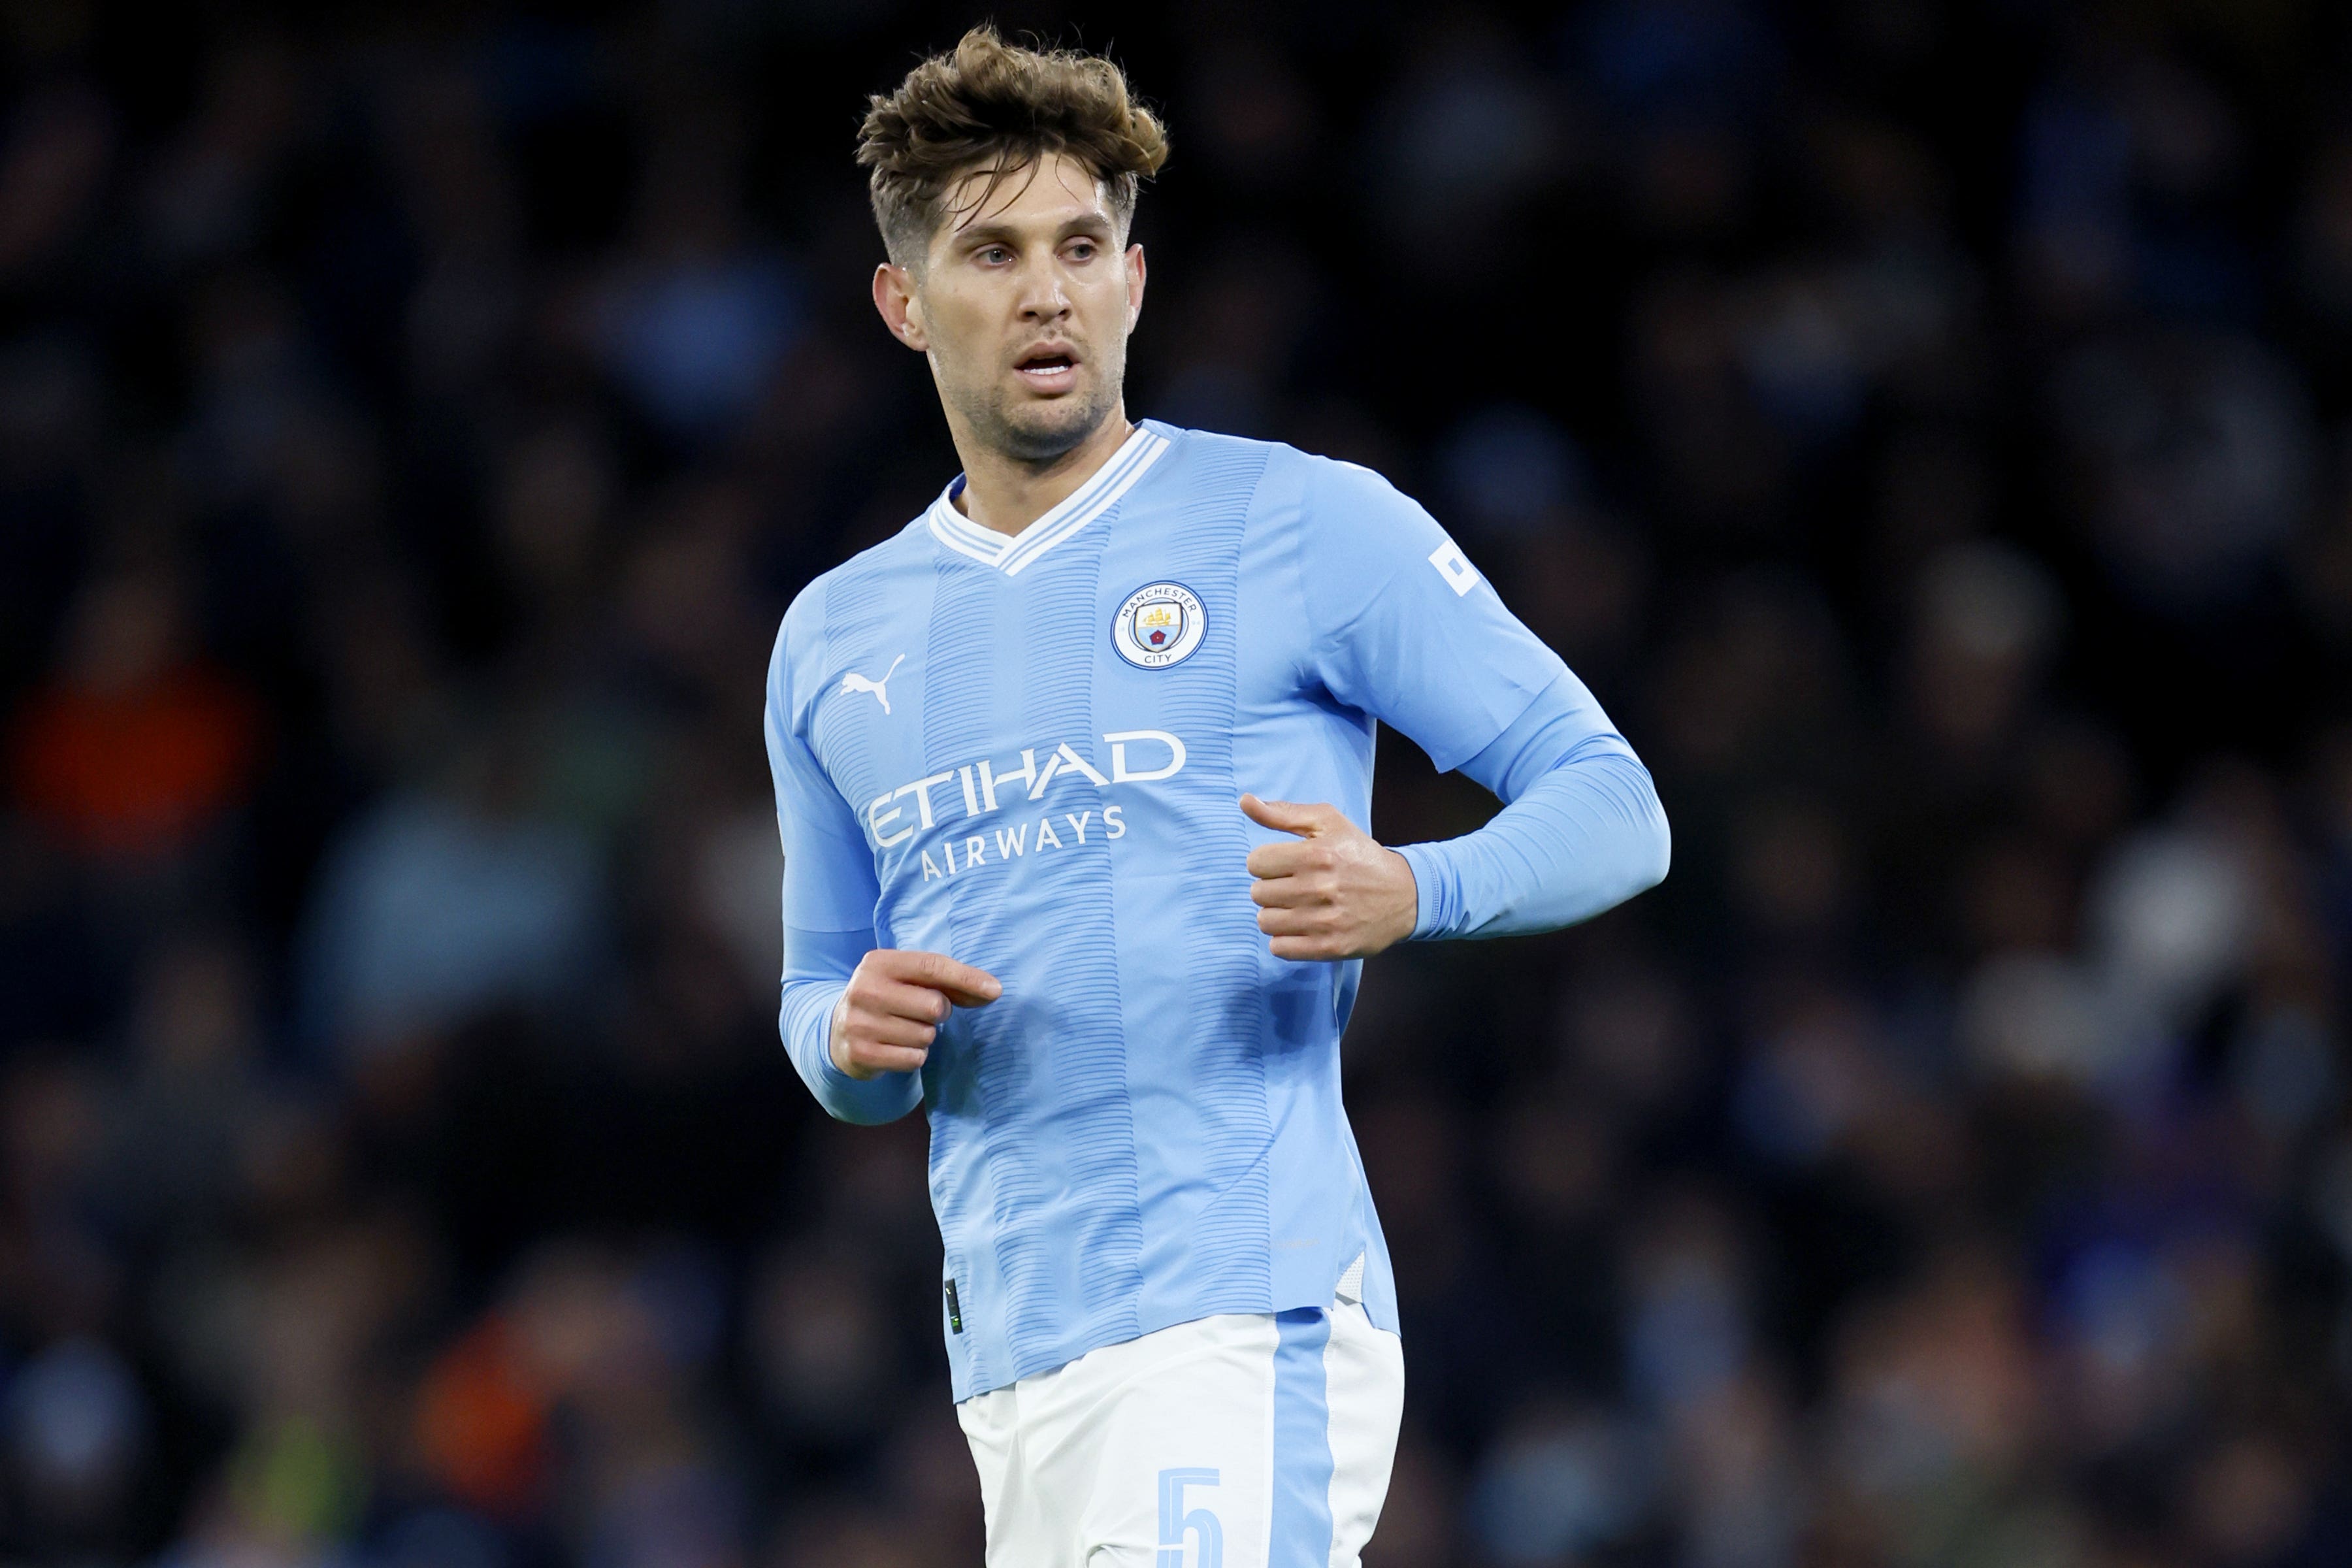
[924,425,1171,576]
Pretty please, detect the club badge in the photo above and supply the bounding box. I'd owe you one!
[1111,581,1206,669]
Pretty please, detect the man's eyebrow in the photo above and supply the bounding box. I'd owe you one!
[951,213,1117,249]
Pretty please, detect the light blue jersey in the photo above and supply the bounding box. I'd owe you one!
[764,421,1668,1399]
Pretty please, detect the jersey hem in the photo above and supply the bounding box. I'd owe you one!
[949,1281,1401,1402]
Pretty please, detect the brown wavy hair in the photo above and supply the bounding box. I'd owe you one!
[857,27,1169,269]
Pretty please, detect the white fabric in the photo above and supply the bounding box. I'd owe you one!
[956,1280,1403,1568]
[923,425,1171,574]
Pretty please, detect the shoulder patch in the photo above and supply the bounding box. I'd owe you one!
[1428,537,1481,596]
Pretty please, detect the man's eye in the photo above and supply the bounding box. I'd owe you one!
[979,246,1010,264]
[1068,242,1096,260]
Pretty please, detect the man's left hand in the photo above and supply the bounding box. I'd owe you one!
[1239,794,1419,960]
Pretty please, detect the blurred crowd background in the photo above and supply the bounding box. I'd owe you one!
[2,0,2351,1564]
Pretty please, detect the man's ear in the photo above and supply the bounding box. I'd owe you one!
[1125,243,1147,328]
[872,262,928,351]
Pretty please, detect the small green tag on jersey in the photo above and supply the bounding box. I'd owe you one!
[945,1278,964,1333]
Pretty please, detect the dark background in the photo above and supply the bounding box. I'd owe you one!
[3,0,2352,1564]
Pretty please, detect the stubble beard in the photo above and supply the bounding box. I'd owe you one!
[947,360,1123,466]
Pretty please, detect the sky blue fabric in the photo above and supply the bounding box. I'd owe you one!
[1395,683,1671,939]
[1269,1307,1336,1567]
[762,421,1668,1398]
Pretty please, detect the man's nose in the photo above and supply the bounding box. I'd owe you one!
[1016,260,1072,320]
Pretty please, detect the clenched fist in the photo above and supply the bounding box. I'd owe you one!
[830,949,1002,1080]
[1240,794,1420,961]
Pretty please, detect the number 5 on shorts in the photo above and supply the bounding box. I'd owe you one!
[1156,1467,1222,1568]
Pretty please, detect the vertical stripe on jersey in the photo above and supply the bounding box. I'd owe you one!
[924,527,1143,1384]
[1269,1307,1336,1567]
[1130,440,1275,1307]
[919,551,1007,1391]
[1010,523,1142,1365]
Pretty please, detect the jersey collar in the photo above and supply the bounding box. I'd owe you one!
[925,423,1173,577]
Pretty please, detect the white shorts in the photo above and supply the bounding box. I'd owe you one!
[955,1275,1404,1568]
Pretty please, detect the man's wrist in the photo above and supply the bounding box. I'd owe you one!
[1392,841,1448,940]
[1381,847,1420,951]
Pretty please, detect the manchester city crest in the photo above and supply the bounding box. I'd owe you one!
[1111,581,1206,669]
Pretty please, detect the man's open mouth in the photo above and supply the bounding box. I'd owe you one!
[1017,348,1079,382]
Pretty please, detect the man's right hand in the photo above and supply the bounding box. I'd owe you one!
[829,949,1003,1080]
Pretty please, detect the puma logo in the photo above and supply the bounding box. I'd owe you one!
[840,654,906,715]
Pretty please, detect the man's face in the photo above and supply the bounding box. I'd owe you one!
[885,152,1145,463]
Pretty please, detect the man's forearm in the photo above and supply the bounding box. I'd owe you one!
[1392,681,1670,941]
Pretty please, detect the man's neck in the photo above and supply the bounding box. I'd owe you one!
[951,406,1136,538]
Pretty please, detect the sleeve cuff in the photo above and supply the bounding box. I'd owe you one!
[1394,841,1454,941]
[781,980,921,1123]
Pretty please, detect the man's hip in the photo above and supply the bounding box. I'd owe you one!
[956,1270,1403,1568]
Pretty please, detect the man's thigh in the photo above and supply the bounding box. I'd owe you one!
[1081,1311,1279,1567]
[962,1305,1403,1568]
[1320,1301,1406,1567]
[956,1384,1022,1552]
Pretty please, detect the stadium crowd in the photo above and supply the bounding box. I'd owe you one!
[3,1,2351,1563]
